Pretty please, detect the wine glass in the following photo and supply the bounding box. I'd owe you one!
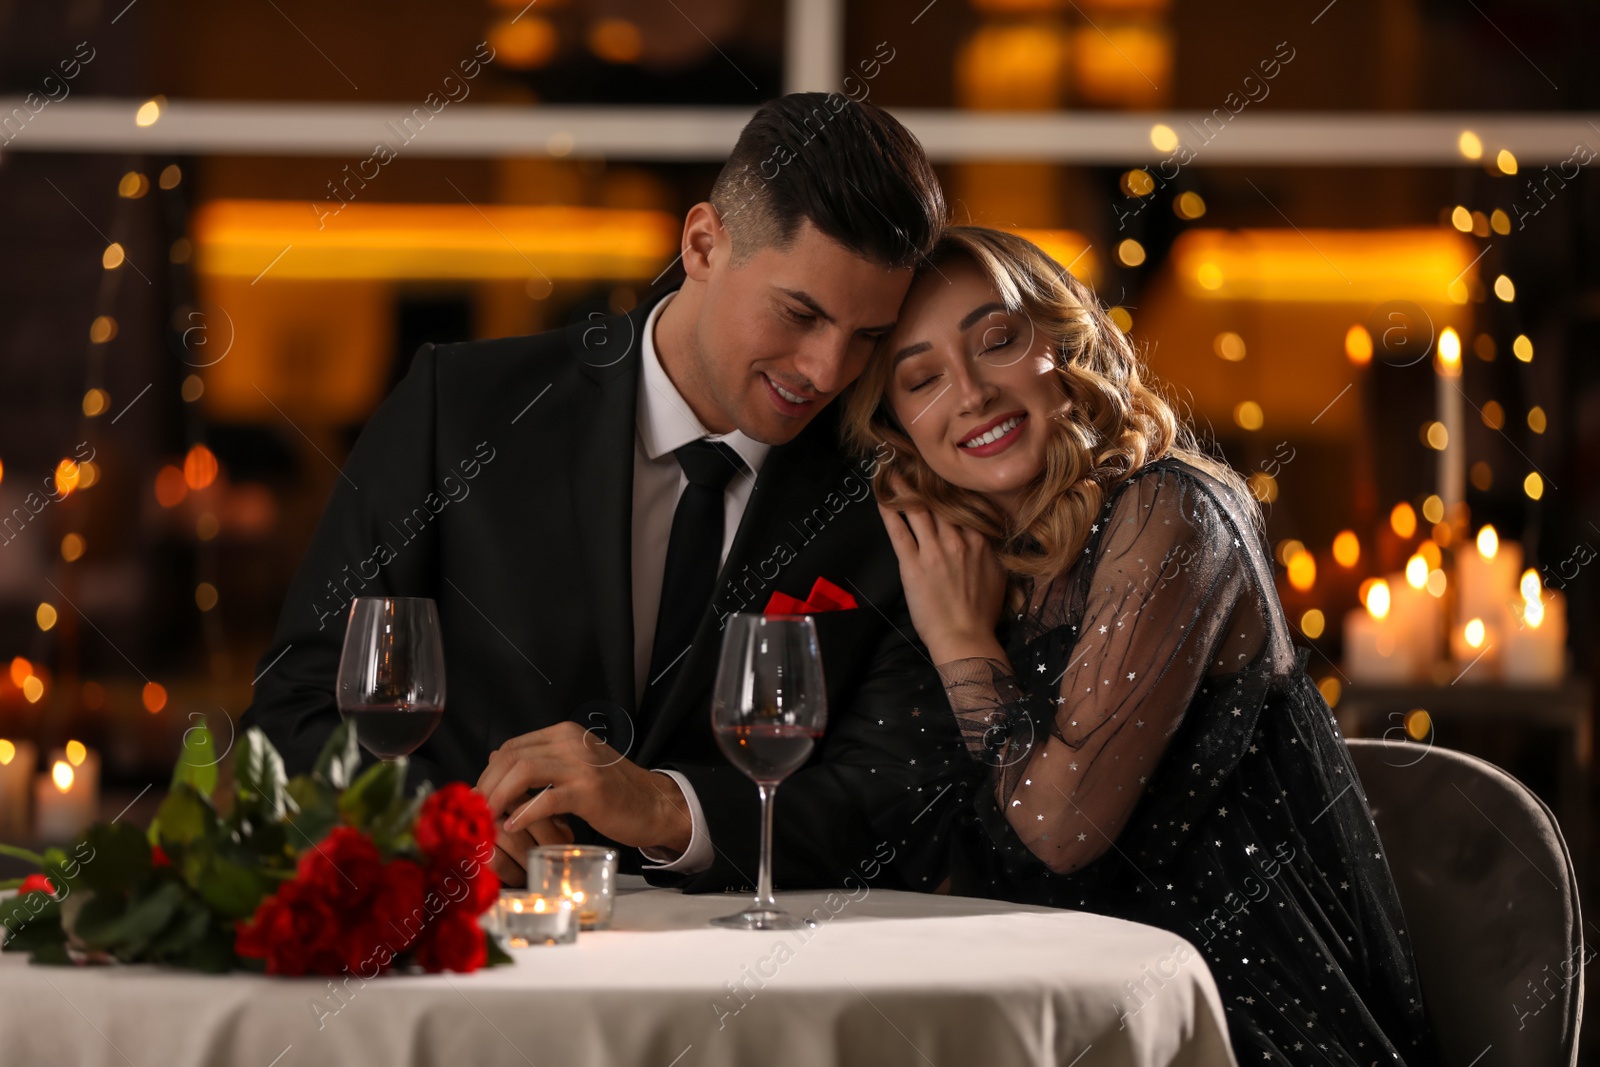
[709,613,827,930]
[335,596,447,761]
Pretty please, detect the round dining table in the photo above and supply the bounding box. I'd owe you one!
[0,877,1237,1067]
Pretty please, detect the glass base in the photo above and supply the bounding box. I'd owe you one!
[710,907,814,931]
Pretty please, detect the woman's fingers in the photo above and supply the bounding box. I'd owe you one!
[900,506,940,551]
[877,503,918,561]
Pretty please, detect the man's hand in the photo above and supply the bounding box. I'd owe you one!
[487,813,576,887]
[474,721,692,857]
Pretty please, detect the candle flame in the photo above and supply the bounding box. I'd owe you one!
[0,739,13,766]
[1437,327,1462,376]
[1525,598,1545,629]
[51,760,74,792]
[1405,555,1428,590]
[1520,568,1542,605]
[65,740,86,766]
[1366,580,1392,620]
[533,897,547,913]
[1464,618,1486,648]
[1476,525,1498,561]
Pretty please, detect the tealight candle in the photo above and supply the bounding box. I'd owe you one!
[0,739,36,839]
[490,893,576,947]
[527,845,618,930]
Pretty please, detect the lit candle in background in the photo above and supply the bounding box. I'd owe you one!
[0,739,37,839]
[34,741,99,842]
[1450,615,1501,682]
[1504,569,1567,684]
[1435,328,1466,515]
[1344,580,1415,683]
[1390,554,1442,676]
[1457,524,1522,633]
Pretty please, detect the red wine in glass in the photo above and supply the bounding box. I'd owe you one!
[709,613,827,931]
[336,597,447,763]
[341,701,444,760]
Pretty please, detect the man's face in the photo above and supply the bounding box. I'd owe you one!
[690,220,913,446]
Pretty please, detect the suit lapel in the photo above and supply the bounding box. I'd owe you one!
[567,297,659,725]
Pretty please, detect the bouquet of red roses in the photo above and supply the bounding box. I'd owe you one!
[1,722,511,976]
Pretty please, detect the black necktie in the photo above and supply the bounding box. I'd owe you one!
[639,439,746,728]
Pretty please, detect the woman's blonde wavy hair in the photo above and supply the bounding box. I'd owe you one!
[841,224,1253,588]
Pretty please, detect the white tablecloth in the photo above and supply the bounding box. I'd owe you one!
[0,879,1237,1067]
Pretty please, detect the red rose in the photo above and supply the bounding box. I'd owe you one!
[414,910,487,973]
[298,826,383,908]
[237,879,343,976]
[370,858,428,952]
[415,784,495,870]
[151,845,171,868]
[461,862,499,916]
[18,873,54,897]
[339,920,393,977]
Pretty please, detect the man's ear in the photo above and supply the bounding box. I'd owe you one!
[681,201,726,283]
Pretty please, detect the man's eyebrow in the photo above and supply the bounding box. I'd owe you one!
[891,341,932,367]
[776,288,835,323]
[777,288,897,335]
[959,302,1007,331]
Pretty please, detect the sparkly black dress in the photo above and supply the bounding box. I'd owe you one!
[930,458,1441,1065]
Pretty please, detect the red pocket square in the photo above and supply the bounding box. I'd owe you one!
[761,577,857,615]
[804,576,857,612]
[761,591,810,616]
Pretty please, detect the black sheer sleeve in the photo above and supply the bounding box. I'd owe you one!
[936,467,1259,875]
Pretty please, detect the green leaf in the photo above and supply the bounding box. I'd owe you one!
[312,721,362,790]
[172,720,220,799]
[1,895,63,952]
[338,758,405,830]
[71,892,131,951]
[28,941,73,966]
[185,849,265,919]
[235,729,289,822]
[369,782,431,853]
[146,901,211,962]
[155,783,219,849]
[176,920,237,973]
[112,882,187,959]
[79,823,152,894]
[284,776,339,850]
[485,934,513,967]
[0,843,46,867]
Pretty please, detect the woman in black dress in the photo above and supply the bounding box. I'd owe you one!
[842,226,1440,1065]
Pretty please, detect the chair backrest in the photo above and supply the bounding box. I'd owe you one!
[1346,738,1584,1067]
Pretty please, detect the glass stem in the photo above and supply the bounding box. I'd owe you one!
[756,782,777,910]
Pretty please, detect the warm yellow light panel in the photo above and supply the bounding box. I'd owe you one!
[1171,228,1478,303]
[193,201,679,282]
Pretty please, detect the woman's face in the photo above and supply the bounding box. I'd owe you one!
[882,259,1065,513]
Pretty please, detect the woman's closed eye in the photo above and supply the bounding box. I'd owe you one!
[906,372,940,393]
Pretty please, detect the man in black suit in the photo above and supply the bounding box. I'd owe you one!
[241,93,956,893]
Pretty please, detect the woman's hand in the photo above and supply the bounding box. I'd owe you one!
[877,498,1008,665]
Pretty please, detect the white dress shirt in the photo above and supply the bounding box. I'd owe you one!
[633,292,769,873]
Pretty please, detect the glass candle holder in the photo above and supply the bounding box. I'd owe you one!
[527,844,618,930]
[486,891,577,947]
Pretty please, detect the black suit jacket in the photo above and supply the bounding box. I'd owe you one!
[240,288,960,892]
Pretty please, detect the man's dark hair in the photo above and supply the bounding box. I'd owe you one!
[709,92,944,271]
